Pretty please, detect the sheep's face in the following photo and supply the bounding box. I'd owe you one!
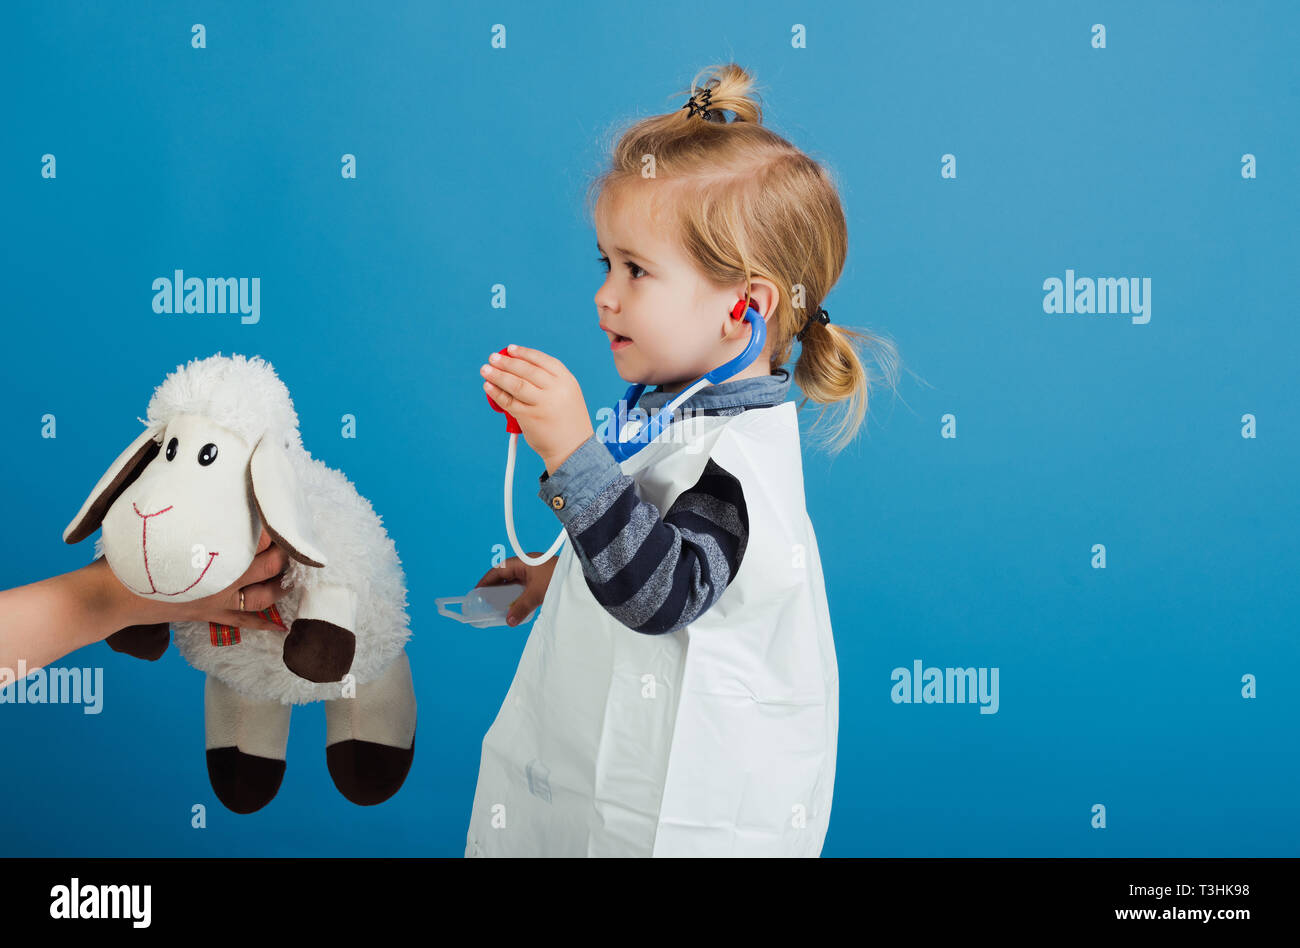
[100,413,261,602]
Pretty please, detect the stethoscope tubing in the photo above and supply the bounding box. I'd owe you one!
[503,432,568,565]
[600,302,766,463]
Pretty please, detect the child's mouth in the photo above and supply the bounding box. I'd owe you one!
[610,335,633,351]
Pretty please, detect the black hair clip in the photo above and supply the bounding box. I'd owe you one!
[683,88,715,121]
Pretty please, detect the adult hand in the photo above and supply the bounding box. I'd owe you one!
[0,528,293,673]
[480,344,596,474]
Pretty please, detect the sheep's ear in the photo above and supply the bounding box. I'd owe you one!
[248,434,327,568]
[64,424,166,544]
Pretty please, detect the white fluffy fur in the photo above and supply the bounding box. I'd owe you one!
[95,352,410,706]
[143,352,304,453]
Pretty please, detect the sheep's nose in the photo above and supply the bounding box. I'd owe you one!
[132,500,174,519]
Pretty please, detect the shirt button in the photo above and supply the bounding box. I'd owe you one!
[550,496,565,510]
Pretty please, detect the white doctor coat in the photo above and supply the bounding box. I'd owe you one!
[465,399,838,857]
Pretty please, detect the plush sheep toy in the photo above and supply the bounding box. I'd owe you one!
[62,352,416,813]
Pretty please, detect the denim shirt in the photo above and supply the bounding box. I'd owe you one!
[537,366,793,519]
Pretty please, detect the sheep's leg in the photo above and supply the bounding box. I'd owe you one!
[106,622,170,661]
[282,582,357,683]
[324,650,416,806]
[204,674,292,814]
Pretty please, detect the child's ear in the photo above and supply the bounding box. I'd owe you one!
[743,278,780,322]
[725,280,778,338]
[738,279,774,323]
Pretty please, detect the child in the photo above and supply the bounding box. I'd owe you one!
[466,63,898,857]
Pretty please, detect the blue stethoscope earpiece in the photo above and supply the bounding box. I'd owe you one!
[598,299,766,463]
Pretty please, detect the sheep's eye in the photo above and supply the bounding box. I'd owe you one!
[165,437,178,461]
[198,443,218,466]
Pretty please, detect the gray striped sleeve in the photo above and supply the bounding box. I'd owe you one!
[539,438,749,635]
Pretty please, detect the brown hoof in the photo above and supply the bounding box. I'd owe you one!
[106,623,170,661]
[283,618,355,683]
[326,727,415,806]
[206,746,286,814]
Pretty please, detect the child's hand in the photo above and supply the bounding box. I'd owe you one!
[481,345,596,473]
[473,553,559,626]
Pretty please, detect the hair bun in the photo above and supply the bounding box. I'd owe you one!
[679,62,763,125]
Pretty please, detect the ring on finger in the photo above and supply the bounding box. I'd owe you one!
[239,589,245,611]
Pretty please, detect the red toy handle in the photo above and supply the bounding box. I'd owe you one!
[485,346,522,434]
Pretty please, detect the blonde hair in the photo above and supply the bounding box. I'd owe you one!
[586,63,900,455]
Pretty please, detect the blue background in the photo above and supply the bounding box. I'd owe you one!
[1,0,1296,856]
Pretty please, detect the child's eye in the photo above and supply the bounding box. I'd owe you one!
[596,256,647,279]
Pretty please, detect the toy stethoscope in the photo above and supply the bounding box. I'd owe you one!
[487,297,766,566]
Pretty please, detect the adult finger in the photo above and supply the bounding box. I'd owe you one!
[239,572,290,615]
[238,537,290,590]
[205,538,288,615]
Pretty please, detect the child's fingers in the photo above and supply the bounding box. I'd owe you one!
[482,367,539,407]
[489,351,552,389]
[504,344,565,377]
[506,595,538,626]
[483,379,530,412]
[474,557,535,588]
[473,563,515,587]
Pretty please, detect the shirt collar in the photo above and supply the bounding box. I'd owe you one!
[636,366,792,414]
